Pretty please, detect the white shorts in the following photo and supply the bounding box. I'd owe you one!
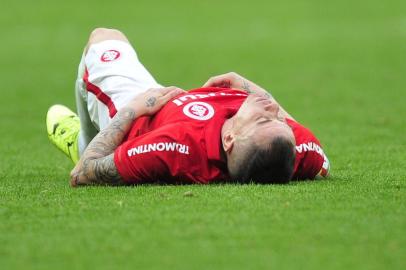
[75,40,162,154]
[76,39,162,130]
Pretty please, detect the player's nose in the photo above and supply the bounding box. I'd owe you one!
[266,102,280,118]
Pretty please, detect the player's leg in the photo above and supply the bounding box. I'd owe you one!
[47,28,162,163]
[75,52,98,155]
[76,28,163,154]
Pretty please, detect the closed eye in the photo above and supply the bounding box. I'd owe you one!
[258,117,287,126]
[258,117,272,124]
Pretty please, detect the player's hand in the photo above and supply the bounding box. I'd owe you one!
[203,72,273,99]
[126,86,185,116]
[203,72,249,90]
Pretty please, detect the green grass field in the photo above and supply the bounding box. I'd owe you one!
[1,0,405,269]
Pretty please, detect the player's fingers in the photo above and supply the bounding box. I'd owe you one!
[158,86,183,95]
[202,77,216,87]
[161,86,184,101]
[163,86,184,95]
[70,181,92,188]
[70,178,79,187]
[152,87,184,107]
[69,168,94,187]
[70,174,84,187]
[203,74,230,88]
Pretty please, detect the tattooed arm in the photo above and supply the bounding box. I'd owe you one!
[203,72,295,120]
[70,86,184,187]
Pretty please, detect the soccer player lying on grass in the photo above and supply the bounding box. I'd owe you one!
[46,28,330,186]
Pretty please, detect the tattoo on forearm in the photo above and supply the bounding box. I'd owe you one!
[74,108,137,186]
[92,155,123,185]
[146,97,156,107]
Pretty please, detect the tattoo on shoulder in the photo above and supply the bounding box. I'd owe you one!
[240,79,273,99]
[146,97,156,107]
[241,79,252,93]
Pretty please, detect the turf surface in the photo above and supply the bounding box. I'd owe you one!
[1,0,405,269]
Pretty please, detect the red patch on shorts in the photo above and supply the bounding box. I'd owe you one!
[100,50,121,62]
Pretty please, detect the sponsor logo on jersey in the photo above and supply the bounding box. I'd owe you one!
[101,50,120,62]
[127,142,189,157]
[183,102,215,121]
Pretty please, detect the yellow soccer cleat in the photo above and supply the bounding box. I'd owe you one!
[46,104,80,164]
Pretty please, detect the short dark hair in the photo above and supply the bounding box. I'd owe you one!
[230,136,296,184]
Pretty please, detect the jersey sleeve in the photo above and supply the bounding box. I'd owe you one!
[113,127,193,184]
[287,119,330,180]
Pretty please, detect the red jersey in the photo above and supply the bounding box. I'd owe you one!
[287,119,330,180]
[114,87,329,184]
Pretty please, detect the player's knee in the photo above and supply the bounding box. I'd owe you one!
[88,27,129,45]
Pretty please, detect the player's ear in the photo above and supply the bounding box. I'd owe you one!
[222,131,235,154]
